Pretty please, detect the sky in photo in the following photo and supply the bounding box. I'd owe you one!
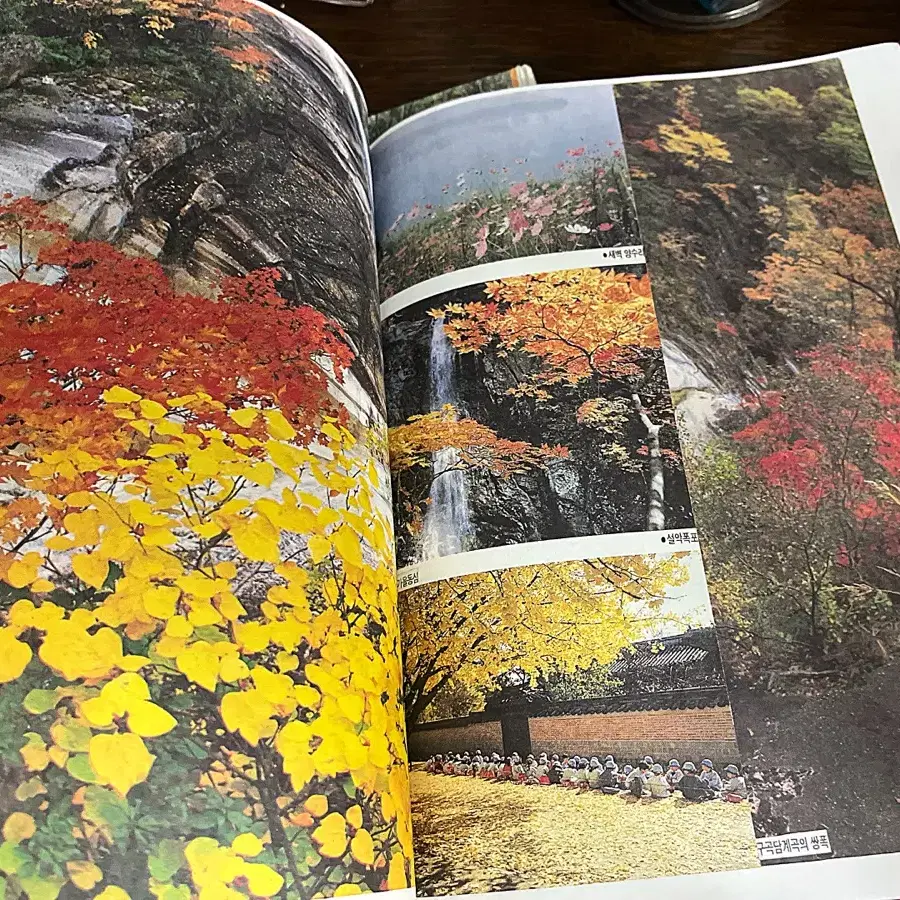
[371,83,625,238]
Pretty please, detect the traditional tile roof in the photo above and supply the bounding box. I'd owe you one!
[527,686,730,717]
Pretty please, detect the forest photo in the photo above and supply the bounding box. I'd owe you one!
[616,60,900,858]
[371,85,641,298]
[402,551,759,895]
[384,266,693,568]
[0,3,412,900]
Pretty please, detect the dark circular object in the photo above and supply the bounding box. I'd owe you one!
[618,0,791,30]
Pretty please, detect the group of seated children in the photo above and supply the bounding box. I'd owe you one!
[424,750,749,802]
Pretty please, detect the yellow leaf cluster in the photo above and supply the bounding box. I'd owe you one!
[0,388,412,897]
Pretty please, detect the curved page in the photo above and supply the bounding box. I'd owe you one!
[372,44,900,900]
[0,4,411,900]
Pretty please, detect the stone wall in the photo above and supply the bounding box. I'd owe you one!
[408,718,503,759]
[528,706,739,764]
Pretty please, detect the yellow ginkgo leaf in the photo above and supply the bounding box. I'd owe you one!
[6,552,43,589]
[232,516,281,564]
[80,696,115,728]
[102,386,141,404]
[0,628,32,683]
[311,812,347,858]
[263,409,296,441]
[331,526,363,568]
[220,690,275,747]
[334,886,363,897]
[127,700,177,738]
[165,616,193,639]
[175,642,219,692]
[88,732,154,797]
[229,407,259,428]
[350,829,375,867]
[94,887,131,900]
[31,579,55,593]
[71,553,109,590]
[242,863,284,899]
[66,859,103,891]
[3,811,35,843]
[139,399,167,420]
[275,651,298,673]
[143,585,180,620]
[306,535,331,565]
[231,833,263,858]
[218,655,249,683]
[303,794,328,818]
[387,854,407,890]
[345,805,363,830]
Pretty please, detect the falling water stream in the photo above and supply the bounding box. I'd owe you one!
[420,317,472,559]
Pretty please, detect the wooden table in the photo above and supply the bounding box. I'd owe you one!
[289,0,899,114]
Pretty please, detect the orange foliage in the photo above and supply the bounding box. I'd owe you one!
[389,404,568,480]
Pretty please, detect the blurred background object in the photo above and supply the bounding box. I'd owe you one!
[618,0,791,28]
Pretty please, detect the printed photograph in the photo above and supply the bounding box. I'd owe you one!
[401,550,760,895]
[0,3,411,900]
[616,60,900,860]
[371,84,641,297]
[385,266,694,568]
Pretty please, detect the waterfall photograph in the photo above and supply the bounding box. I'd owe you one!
[384,264,694,569]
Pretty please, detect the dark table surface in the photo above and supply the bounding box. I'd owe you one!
[288,0,898,115]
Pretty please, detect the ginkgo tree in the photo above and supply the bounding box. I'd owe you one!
[400,553,690,726]
[0,197,412,900]
[436,268,681,530]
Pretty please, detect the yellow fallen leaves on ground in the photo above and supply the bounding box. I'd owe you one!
[410,770,759,896]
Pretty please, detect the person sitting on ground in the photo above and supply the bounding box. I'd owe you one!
[529,754,550,785]
[604,754,618,775]
[722,764,748,801]
[587,757,603,790]
[678,761,715,801]
[599,759,619,794]
[574,757,590,791]
[666,759,683,789]
[425,755,436,774]
[499,757,514,781]
[700,759,723,795]
[548,754,562,785]
[627,761,650,798]
[560,756,576,787]
[472,750,484,776]
[647,763,671,799]
[618,764,632,791]
[512,755,527,782]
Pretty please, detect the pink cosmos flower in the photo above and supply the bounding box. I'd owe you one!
[474,225,489,258]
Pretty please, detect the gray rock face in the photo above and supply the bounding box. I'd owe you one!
[0,35,44,90]
[0,13,383,405]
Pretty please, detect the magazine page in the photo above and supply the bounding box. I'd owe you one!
[0,3,412,900]
[370,44,900,899]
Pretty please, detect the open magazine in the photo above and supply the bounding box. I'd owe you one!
[0,1,897,899]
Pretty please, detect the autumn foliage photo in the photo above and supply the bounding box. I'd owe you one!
[400,551,758,894]
[371,85,642,298]
[616,59,900,859]
[0,3,410,900]
[384,266,693,568]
